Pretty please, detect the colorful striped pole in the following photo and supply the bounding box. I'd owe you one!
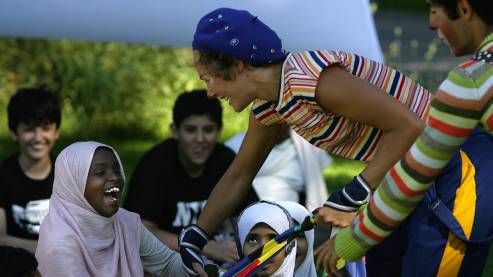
[223,215,319,277]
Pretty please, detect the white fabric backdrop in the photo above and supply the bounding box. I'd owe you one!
[0,0,383,62]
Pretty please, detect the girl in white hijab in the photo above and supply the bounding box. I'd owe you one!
[237,201,297,277]
[35,141,189,277]
[278,201,317,277]
[280,201,367,277]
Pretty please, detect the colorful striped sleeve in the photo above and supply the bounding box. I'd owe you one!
[335,59,493,261]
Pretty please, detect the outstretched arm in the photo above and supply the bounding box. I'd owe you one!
[140,224,199,277]
[141,219,180,250]
[316,66,425,188]
[314,66,425,227]
[198,113,281,234]
[334,68,489,263]
[179,114,280,275]
[143,219,238,263]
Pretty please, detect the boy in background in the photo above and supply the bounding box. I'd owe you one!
[125,90,257,266]
[0,87,61,253]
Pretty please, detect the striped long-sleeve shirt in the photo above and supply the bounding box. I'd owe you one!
[252,50,430,161]
[335,33,493,261]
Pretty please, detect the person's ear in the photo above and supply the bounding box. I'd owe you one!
[54,128,60,140]
[235,60,245,72]
[233,60,247,79]
[457,0,473,20]
[170,123,179,139]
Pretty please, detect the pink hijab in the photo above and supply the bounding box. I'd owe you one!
[35,141,143,277]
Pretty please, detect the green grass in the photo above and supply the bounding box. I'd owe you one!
[324,156,365,192]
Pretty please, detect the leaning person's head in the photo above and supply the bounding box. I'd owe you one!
[172,90,222,169]
[427,0,491,23]
[192,8,287,112]
[54,142,124,218]
[278,201,316,277]
[427,0,492,56]
[237,201,296,277]
[7,87,61,161]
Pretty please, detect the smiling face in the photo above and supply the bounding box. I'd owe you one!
[193,51,256,113]
[427,0,476,56]
[84,147,123,217]
[11,122,59,162]
[172,114,221,175]
[243,223,286,277]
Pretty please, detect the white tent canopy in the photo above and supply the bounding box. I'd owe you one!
[0,0,383,62]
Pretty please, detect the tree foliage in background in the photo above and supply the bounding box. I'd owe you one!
[0,38,249,140]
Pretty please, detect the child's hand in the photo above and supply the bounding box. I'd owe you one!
[203,240,239,263]
[192,262,208,277]
[314,237,343,277]
[315,206,356,228]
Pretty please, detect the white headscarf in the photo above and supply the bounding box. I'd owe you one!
[36,141,143,277]
[278,201,317,277]
[237,201,296,277]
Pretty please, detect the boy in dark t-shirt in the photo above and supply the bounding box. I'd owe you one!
[0,87,61,253]
[124,90,257,265]
[128,139,237,235]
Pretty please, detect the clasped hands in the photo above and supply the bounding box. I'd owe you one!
[314,174,371,276]
[314,205,356,277]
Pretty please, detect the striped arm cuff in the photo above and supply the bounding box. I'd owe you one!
[334,227,368,262]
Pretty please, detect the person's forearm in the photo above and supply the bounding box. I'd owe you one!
[197,115,279,236]
[142,221,179,251]
[0,235,37,253]
[198,170,252,235]
[202,240,218,257]
[360,117,424,189]
[140,225,188,277]
[336,93,481,260]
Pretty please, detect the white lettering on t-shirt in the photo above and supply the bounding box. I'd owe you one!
[172,201,207,227]
[12,199,50,234]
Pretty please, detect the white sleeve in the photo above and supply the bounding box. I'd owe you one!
[139,224,187,276]
[224,132,247,153]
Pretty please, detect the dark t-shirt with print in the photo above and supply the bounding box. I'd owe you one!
[0,153,53,239]
[124,139,257,234]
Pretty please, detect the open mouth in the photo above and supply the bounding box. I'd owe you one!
[103,186,120,202]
